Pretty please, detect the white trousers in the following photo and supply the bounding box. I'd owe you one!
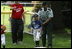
[33,28,42,41]
[1,34,6,45]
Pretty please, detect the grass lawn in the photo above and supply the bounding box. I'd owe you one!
[1,32,71,48]
[1,33,34,48]
[52,33,71,48]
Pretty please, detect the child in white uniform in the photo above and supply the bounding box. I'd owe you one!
[31,14,42,47]
[1,25,6,48]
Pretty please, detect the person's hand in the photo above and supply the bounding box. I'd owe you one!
[42,21,48,25]
[22,19,25,24]
[24,10,29,13]
[9,17,11,22]
[42,18,51,25]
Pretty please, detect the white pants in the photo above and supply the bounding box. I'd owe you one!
[1,34,6,45]
[33,28,42,41]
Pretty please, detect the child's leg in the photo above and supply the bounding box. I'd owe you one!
[35,41,39,47]
[33,29,41,47]
[36,29,41,41]
[1,34,6,48]
[33,29,39,47]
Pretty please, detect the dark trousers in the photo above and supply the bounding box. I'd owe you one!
[11,18,24,43]
[42,22,53,47]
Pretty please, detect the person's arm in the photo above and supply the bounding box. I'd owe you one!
[10,7,14,10]
[9,4,15,21]
[9,4,16,11]
[42,17,52,25]
[21,4,25,23]
[22,12,25,24]
[9,4,14,10]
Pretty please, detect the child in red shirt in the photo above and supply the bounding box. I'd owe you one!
[1,25,6,48]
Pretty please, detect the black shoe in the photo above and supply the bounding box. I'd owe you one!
[35,41,39,47]
[48,44,52,48]
[3,45,5,48]
[35,45,39,47]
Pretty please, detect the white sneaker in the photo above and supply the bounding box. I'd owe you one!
[13,43,17,45]
[18,41,22,44]
[48,46,52,48]
[34,47,47,48]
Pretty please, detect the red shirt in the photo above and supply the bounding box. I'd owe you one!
[11,4,24,19]
[1,25,4,34]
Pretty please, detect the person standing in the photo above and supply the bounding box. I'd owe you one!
[31,14,42,47]
[10,1,25,44]
[1,25,6,48]
[38,2,54,48]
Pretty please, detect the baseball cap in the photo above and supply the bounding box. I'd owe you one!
[42,2,48,6]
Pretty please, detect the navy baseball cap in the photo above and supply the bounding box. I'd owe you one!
[42,2,48,6]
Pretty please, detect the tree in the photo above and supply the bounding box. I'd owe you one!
[51,1,71,30]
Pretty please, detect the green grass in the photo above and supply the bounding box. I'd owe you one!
[3,33,34,48]
[1,33,71,48]
[52,33,71,48]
